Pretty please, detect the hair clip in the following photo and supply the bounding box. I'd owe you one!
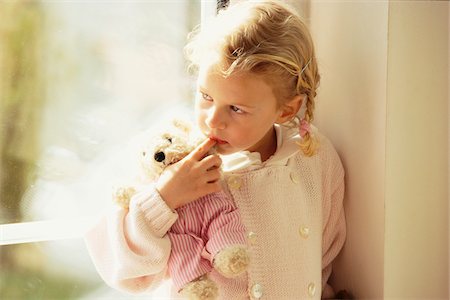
[300,59,311,75]
[299,118,311,138]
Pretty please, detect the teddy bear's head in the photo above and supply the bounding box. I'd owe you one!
[139,119,204,180]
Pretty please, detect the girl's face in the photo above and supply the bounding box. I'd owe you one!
[195,65,283,160]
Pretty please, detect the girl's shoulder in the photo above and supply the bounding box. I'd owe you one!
[295,128,344,178]
[315,130,341,158]
[313,130,345,179]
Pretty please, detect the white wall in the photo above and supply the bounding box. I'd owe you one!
[310,2,388,298]
[384,1,449,298]
[310,1,449,299]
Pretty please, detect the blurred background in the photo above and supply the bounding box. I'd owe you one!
[1,1,200,298]
[1,0,448,299]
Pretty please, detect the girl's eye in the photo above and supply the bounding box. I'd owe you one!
[201,92,212,101]
[230,105,245,114]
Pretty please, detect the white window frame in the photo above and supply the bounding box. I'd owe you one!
[0,217,97,245]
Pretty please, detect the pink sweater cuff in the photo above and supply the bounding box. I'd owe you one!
[132,185,178,238]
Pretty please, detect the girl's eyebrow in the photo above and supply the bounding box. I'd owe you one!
[199,86,257,109]
[232,102,257,109]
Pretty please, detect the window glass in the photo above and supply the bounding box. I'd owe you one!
[0,239,174,299]
[0,1,200,225]
[0,1,200,297]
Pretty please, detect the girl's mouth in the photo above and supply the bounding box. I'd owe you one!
[210,136,228,144]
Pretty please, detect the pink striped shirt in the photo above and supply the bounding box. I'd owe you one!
[167,191,246,290]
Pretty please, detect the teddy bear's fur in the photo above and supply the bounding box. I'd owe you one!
[113,119,250,300]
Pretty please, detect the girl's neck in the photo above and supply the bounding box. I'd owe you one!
[258,126,278,162]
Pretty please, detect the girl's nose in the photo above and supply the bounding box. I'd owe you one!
[205,107,226,130]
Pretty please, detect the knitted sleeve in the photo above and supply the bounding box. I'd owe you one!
[84,185,178,294]
[320,137,347,299]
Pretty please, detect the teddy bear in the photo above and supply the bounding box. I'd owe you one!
[113,119,250,300]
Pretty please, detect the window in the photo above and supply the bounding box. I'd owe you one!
[0,1,201,298]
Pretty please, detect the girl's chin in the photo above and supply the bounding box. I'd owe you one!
[215,143,236,155]
[215,144,251,157]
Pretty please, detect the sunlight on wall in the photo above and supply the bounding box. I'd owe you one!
[384,2,449,298]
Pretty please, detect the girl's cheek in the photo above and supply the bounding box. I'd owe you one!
[195,111,207,129]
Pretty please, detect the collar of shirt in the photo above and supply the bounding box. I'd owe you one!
[221,124,306,173]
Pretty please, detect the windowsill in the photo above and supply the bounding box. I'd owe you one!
[0,216,98,245]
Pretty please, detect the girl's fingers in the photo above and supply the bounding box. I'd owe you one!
[199,154,222,170]
[204,181,222,194]
[188,138,217,161]
[205,168,221,183]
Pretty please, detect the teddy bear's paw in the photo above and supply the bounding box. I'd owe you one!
[112,186,136,208]
[180,275,218,300]
[213,245,250,278]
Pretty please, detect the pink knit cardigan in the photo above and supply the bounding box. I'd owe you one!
[85,125,346,299]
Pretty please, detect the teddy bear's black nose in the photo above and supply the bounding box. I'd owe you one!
[154,151,166,162]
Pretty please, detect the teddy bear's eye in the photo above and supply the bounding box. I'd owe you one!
[142,151,146,156]
[154,151,165,162]
[167,137,172,143]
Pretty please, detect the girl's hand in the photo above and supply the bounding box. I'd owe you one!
[155,138,222,210]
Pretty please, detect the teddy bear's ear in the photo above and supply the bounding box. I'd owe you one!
[172,119,191,133]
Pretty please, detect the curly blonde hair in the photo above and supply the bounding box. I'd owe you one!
[185,0,320,156]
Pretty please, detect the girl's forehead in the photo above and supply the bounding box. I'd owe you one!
[199,65,259,88]
[197,64,278,107]
[197,62,229,79]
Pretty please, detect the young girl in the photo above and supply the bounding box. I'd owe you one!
[85,1,346,299]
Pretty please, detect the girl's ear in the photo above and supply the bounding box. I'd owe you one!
[275,95,304,124]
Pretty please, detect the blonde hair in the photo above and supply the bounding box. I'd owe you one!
[185,0,320,156]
